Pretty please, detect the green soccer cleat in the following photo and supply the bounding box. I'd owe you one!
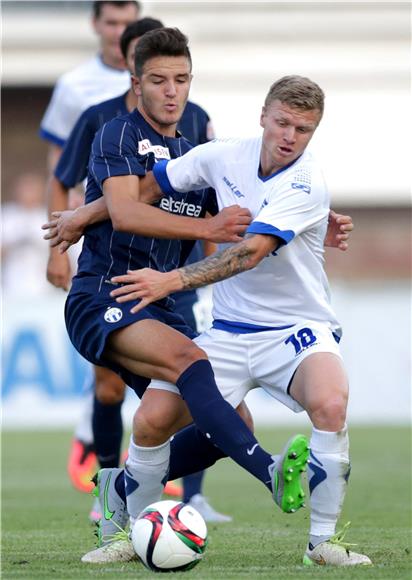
[303,523,372,566]
[92,468,129,547]
[272,434,309,513]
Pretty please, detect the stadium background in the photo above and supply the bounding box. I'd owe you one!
[2,1,410,430]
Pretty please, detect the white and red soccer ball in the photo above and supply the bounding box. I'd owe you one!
[131,500,208,572]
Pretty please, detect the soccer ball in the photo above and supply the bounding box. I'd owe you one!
[131,500,208,572]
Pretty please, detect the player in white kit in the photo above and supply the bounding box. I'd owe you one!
[108,75,371,567]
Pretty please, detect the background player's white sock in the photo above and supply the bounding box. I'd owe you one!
[74,391,94,444]
[308,425,350,547]
[124,435,170,525]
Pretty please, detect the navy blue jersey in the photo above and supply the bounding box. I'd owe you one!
[55,93,129,188]
[71,108,217,310]
[55,95,211,189]
[178,101,212,146]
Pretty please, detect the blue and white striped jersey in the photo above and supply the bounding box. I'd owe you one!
[72,109,217,303]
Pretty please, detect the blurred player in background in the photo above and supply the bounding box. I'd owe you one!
[45,16,230,522]
[2,173,49,297]
[39,0,140,519]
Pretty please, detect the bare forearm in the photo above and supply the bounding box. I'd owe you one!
[47,175,69,218]
[111,198,209,240]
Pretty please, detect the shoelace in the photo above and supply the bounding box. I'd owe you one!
[329,521,357,551]
[96,520,130,547]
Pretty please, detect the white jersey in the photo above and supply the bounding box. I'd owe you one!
[155,137,340,331]
[40,55,130,146]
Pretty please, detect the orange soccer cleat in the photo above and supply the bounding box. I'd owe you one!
[67,438,98,493]
[163,480,183,498]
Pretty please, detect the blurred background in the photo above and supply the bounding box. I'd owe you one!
[2,1,411,429]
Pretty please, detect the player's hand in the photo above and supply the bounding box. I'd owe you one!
[324,210,354,251]
[205,205,252,243]
[110,268,181,314]
[42,209,84,253]
[46,249,72,291]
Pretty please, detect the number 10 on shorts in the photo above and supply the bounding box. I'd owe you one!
[285,328,317,355]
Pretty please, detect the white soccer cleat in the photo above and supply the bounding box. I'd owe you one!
[188,494,232,523]
[81,539,138,564]
[303,523,372,567]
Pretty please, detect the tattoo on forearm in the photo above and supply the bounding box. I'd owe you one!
[179,242,254,290]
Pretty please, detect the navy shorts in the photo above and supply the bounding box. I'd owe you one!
[65,275,197,398]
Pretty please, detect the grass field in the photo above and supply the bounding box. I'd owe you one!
[2,426,411,579]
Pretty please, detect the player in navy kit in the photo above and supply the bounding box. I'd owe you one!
[60,27,311,562]
[47,18,229,521]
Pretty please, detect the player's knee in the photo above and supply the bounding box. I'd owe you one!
[133,401,181,446]
[169,344,208,379]
[236,402,254,432]
[310,394,348,431]
[95,376,125,405]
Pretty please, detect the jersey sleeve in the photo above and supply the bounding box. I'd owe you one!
[152,142,214,194]
[39,79,85,146]
[54,109,98,188]
[89,119,146,189]
[247,168,329,246]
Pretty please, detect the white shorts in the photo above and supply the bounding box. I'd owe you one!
[149,320,343,413]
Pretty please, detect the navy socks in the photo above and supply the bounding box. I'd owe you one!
[92,396,123,469]
[175,360,274,490]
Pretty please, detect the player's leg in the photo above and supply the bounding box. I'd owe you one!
[67,366,97,496]
[92,366,125,470]
[290,352,371,566]
[105,318,280,494]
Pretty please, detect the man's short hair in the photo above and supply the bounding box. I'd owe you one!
[120,17,164,59]
[134,28,192,77]
[92,1,141,20]
[265,75,324,117]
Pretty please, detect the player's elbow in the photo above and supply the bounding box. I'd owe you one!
[110,210,130,232]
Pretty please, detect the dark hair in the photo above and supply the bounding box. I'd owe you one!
[265,75,324,117]
[92,1,141,20]
[134,28,192,76]
[120,18,164,58]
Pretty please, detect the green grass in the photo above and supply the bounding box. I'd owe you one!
[2,427,411,578]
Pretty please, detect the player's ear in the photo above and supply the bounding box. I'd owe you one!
[132,75,142,97]
[260,106,267,128]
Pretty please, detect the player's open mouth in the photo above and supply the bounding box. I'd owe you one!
[277,146,293,155]
[165,104,178,112]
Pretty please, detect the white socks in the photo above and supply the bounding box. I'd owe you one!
[308,425,350,545]
[74,390,94,444]
[124,436,170,525]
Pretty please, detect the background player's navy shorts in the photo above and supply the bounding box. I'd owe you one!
[65,275,198,398]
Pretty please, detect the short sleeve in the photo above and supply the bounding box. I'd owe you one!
[247,170,329,246]
[153,143,213,194]
[89,119,146,189]
[39,79,85,146]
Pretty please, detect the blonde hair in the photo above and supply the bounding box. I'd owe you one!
[264,75,324,117]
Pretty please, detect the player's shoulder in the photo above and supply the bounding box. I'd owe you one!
[55,56,99,88]
[184,100,210,120]
[208,136,260,155]
[85,93,127,118]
